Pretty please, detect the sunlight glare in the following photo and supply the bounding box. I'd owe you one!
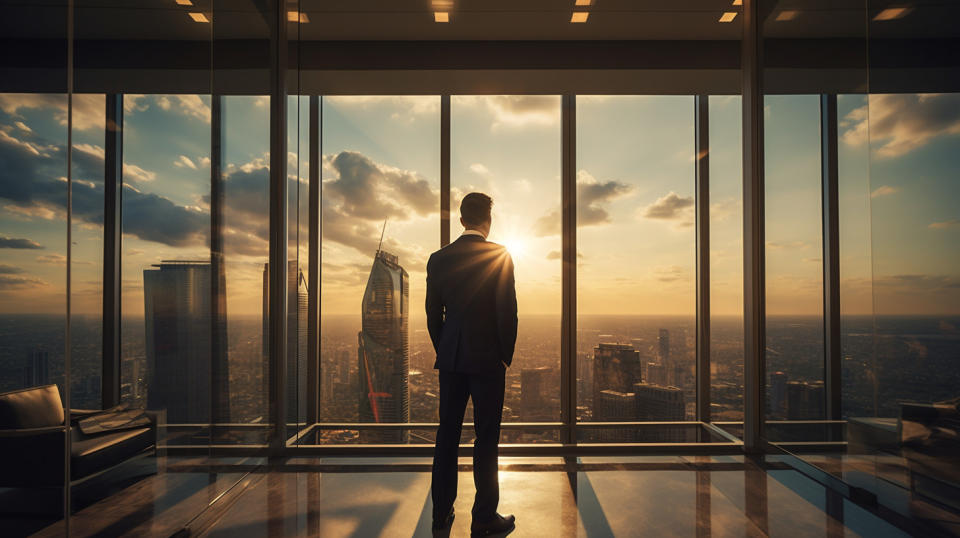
[501,235,528,259]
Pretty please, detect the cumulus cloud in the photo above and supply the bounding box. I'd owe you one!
[470,163,490,176]
[534,170,631,236]
[459,95,559,129]
[123,94,211,123]
[175,155,198,170]
[0,235,43,249]
[123,162,157,183]
[0,93,104,131]
[870,185,898,198]
[641,191,694,227]
[13,121,31,133]
[324,151,438,221]
[841,94,960,157]
[929,219,960,230]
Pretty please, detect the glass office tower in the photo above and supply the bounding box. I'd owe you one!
[357,249,410,443]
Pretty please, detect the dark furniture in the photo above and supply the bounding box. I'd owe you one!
[0,384,156,488]
[900,399,960,512]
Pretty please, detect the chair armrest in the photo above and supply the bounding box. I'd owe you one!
[70,408,102,424]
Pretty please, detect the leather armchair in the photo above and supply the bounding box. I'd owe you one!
[0,384,156,488]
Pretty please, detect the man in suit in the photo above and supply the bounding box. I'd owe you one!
[427,192,518,536]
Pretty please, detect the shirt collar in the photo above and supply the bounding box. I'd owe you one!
[461,229,487,239]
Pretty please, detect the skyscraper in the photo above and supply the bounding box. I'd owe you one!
[634,383,685,421]
[521,367,552,421]
[261,261,309,424]
[358,249,409,443]
[658,329,670,364]
[769,371,788,419]
[786,380,825,420]
[144,261,226,424]
[592,342,643,414]
[596,390,637,442]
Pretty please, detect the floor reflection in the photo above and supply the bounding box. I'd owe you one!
[20,455,914,537]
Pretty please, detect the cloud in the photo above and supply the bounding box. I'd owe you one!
[123,162,157,183]
[0,93,104,131]
[929,219,960,230]
[876,274,960,291]
[324,151,438,221]
[534,170,632,236]
[13,121,31,133]
[459,95,559,129]
[35,254,66,265]
[870,185,898,198]
[124,94,211,123]
[641,191,694,227]
[175,155,198,170]
[545,250,583,261]
[0,274,46,290]
[841,94,960,157]
[766,240,808,250]
[324,96,438,120]
[0,235,43,249]
[653,265,688,283]
[0,264,24,274]
[470,163,490,176]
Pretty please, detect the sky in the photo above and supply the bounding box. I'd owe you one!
[1,92,958,319]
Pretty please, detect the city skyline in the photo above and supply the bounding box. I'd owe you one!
[1,94,958,320]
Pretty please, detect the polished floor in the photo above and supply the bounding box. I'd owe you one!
[25,455,916,537]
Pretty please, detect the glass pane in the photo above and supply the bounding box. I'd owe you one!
[123,94,213,444]
[576,96,696,440]
[709,95,744,423]
[763,94,825,426]
[319,96,440,443]
[451,95,561,443]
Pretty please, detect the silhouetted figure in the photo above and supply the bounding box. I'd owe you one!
[427,192,517,536]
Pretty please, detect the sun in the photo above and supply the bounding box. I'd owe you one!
[500,235,528,259]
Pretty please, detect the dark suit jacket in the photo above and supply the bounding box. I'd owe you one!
[426,234,518,374]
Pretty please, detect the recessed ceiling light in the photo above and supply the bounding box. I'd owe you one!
[575,0,592,6]
[718,12,737,22]
[188,12,209,23]
[432,0,453,8]
[873,7,909,21]
[434,12,449,22]
[775,10,798,21]
[732,0,742,5]
[288,11,309,23]
[175,0,193,5]
[571,12,589,23]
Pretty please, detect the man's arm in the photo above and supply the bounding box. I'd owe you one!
[496,251,518,367]
[425,254,444,353]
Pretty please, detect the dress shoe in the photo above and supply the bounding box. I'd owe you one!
[471,513,515,536]
[432,508,455,532]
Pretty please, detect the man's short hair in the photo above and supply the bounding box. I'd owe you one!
[460,192,493,226]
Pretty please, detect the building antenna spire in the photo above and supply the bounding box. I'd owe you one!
[377,218,387,254]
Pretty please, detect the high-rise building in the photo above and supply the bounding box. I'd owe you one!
[786,380,824,420]
[634,383,685,421]
[23,350,49,387]
[645,361,668,387]
[521,367,552,421]
[595,389,637,442]
[357,249,409,443]
[261,261,309,423]
[769,371,788,419]
[592,343,643,414]
[144,261,227,424]
[658,329,670,363]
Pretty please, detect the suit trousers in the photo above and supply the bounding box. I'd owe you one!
[431,369,505,523]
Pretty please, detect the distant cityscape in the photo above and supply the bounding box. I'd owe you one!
[2,252,958,445]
